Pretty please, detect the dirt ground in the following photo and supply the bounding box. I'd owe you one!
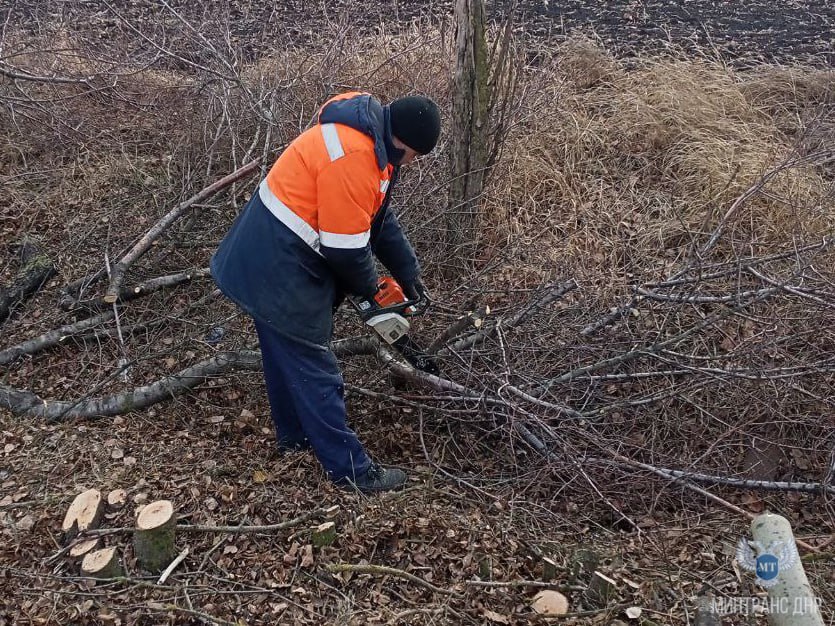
[7,0,835,64]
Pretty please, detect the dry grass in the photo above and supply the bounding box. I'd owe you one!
[486,38,834,298]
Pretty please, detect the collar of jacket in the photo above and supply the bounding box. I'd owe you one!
[318,93,402,170]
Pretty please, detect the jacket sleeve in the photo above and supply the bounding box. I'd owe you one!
[371,207,420,286]
[317,153,379,298]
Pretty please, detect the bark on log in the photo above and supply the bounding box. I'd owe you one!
[62,489,104,542]
[0,238,56,324]
[134,500,177,573]
[584,570,618,608]
[104,160,260,303]
[694,594,720,626]
[81,546,123,579]
[0,350,261,420]
[0,311,114,366]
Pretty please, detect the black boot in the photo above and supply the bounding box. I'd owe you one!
[342,463,407,493]
[276,439,311,454]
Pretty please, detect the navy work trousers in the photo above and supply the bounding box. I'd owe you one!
[253,318,371,482]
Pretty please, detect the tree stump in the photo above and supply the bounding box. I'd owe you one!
[0,237,56,324]
[584,570,618,608]
[133,499,176,573]
[81,546,123,579]
[311,521,336,548]
[542,556,558,582]
[107,489,128,511]
[62,489,104,542]
[69,537,101,559]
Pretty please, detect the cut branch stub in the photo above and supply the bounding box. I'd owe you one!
[81,546,123,579]
[62,489,104,542]
[133,499,176,573]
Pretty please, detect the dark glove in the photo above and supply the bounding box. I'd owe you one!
[403,278,430,308]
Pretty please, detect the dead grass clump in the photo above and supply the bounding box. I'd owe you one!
[739,66,835,112]
[493,39,833,295]
[555,35,621,89]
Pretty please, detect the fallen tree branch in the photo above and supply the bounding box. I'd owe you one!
[441,279,577,354]
[426,305,489,354]
[79,268,212,312]
[536,286,784,396]
[103,159,260,303]
[0,311,115,366]
[178,506,331,533]
[0,351,261,420]
[595,447,822,552]
[465,579,585,591]
[602,457,835,496]
[157,547,189,585]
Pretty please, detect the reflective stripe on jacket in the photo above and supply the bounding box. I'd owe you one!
[210,92,420,347]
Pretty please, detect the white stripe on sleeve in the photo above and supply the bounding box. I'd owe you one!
[320,123,345,161]
[319,229,371,249]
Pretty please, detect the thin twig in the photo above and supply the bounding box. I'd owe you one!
[326,563,459,596]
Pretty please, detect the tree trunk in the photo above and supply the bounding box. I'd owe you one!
[447,0,490,270]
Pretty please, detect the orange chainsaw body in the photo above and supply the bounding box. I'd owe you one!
[374,276,416,314]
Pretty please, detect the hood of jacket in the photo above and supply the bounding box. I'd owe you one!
[318,93,401,170]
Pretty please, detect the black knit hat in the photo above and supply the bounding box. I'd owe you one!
[389,95,441,155]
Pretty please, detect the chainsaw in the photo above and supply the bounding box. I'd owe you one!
[348,276,439,375]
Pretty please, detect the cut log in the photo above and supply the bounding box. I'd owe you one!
[81,546,123,579]
[107,489,128,511]
[749,513,824,626]
[62,489,104,541]
[69,537,101,559]
[133,499,176,573]
[311,521,336,548]
[477,553,492,580]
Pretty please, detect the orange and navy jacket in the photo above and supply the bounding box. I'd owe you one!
[210,92,420,346]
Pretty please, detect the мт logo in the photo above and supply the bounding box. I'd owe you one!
[736,539,799,588]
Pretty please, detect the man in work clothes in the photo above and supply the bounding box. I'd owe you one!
[211,92,441,493]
